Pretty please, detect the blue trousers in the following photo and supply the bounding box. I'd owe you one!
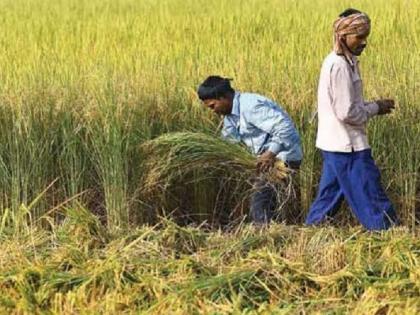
[305,149,398,230]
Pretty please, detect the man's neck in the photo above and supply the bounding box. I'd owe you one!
[229,91,240,116]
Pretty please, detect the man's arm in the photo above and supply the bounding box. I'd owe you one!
[331,64,378,125]
[221,116,240,143]
[246,100,300,172]
[248,100,298,156]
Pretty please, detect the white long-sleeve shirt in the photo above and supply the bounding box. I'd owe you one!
[316,52,379,152]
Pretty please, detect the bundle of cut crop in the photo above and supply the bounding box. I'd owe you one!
[141,132,289,196]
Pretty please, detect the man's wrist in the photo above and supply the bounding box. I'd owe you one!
[267,143,281,156]
[365,101,379,117]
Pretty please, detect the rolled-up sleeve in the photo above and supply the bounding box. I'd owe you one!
[364,101,379,116]
[331,64,377,125]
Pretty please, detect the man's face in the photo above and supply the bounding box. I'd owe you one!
[202,97,232,116]
[344,30,370,56]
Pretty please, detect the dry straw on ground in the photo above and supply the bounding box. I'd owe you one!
[0,208,418,314]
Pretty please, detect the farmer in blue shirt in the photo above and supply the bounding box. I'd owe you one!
[197,75,303,224]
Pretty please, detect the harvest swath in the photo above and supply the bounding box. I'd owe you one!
[0,0,418,313]
[0,209,419,313]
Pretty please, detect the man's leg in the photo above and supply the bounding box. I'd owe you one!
[305,151,344,225]
[279,162,302,224]
[336,149,398,230]
[250,179,277,224]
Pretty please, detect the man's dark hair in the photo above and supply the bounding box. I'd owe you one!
[339,8,362,18]
[197,76,235,100]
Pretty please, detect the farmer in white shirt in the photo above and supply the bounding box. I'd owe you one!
[305,8,398,230]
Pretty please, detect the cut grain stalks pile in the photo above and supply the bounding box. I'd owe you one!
[0,206,418,314]
[140,132,293,223]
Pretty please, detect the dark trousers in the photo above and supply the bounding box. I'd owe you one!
[305,149,398,230]
[250,161,301,224]
[250,179,277,223]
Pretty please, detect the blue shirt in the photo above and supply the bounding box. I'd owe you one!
[222,92,303,162]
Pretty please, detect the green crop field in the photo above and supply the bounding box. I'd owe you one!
[0,0,418,313]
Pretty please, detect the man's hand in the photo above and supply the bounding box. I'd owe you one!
[376,99,395,115]
[256,151,276,173]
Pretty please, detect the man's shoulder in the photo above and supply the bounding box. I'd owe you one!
[240,92,268,102]
[322,51,348,70]
[239,92,276,109]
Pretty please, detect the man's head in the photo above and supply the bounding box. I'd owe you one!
[197,76,235,115]
[334,8,371,58]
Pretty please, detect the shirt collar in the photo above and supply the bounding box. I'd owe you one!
[334,51,359,70]
[231,91,240,116]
